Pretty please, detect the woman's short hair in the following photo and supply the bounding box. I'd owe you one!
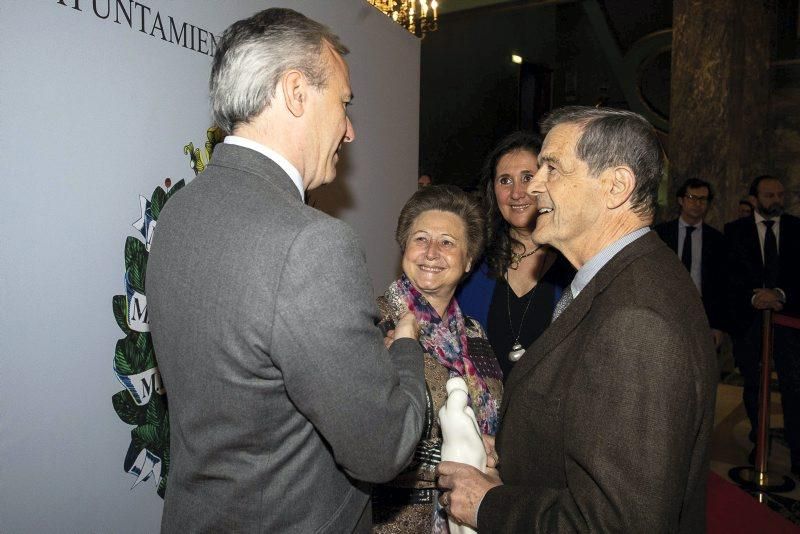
[396,185,485,263]
[480,131,542,279]
[209,8,348,134]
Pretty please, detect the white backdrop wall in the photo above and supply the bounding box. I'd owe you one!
[0,1,419,531]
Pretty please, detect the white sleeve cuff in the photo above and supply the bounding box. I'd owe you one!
[776,288,787,303]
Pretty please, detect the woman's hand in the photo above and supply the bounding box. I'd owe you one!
[482,435,499,468]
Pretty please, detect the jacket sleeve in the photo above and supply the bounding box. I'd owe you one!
[704,229,731,332]
[270,217,426,483]
[778,216,800,313]
[725,223,760,330]
[478,307,714,533]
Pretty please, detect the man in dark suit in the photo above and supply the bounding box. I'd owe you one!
[147,9,426,533]
[654,178,729,346]
[437,107,716,532]
[726,175,800,472]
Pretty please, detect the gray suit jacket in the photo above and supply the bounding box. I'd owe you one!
[477,231,717,533]
[147,143,426,533]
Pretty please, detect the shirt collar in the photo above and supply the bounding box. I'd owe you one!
[678,216,701,229]
[754,210,780,225]
[571,226,650,298]
[224,136,304,200]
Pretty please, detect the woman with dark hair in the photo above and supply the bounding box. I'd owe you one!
[456,131,574,380]
[372,185,502,534]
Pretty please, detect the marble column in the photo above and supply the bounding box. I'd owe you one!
[670,0,773,225]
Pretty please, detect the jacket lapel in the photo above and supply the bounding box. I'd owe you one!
[666,219,679,252]
[502,232,663,410]
[700,223,710,290]
[744,217,763,268]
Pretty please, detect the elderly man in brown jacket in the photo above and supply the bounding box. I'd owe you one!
[438,106,717,533]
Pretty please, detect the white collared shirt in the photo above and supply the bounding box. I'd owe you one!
[224,135,304,200]
[678,217,703,294]
[754,210,781,262]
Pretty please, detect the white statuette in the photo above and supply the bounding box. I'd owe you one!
[439,377,487,534]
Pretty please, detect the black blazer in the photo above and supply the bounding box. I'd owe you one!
[653,219,729,331]
[725,213,800,332]
[478,232,716,533]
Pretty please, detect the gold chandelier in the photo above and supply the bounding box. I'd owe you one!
[367,0,441,38]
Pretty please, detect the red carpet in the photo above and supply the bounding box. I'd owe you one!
[707,471,800,533]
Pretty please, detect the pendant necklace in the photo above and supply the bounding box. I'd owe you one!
[506,247,546,362]
[507,281,535,362]
[509,245,540,270]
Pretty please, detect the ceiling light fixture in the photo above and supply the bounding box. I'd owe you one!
[367,0,441,38]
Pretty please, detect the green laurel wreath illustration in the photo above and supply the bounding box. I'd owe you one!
[112,127,222,498]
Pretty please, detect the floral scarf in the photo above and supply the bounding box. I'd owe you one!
[385,275,500,534]
[384,274,499,435]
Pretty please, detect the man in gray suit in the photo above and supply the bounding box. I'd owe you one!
[147,8,426,533]
[438,107,717,532]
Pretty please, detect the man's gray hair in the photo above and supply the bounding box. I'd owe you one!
[540,106,665,216]
[210,8,349,134]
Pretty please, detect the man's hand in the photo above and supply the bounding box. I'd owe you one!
[752,288,784,311]
[383,330,395,349]
[436,461,502,529]
[384,312,420,348]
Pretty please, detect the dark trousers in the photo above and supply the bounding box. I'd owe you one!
[734,316,800,465]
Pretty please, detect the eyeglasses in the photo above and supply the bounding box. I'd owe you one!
[684,194,709,203]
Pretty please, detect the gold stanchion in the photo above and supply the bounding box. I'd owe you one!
[729,309,795,493]
[755,309,773,478]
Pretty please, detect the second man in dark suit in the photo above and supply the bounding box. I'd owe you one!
[654,178,729,346]
[726,175,800,473]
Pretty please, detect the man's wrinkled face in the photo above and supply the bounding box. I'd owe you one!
[527,123,604,257]
[756,179,785,217]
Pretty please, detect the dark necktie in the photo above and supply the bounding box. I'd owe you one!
[763,220,779,287]
[682,225,696,272]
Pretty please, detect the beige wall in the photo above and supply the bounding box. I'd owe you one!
[0,1,419,531]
